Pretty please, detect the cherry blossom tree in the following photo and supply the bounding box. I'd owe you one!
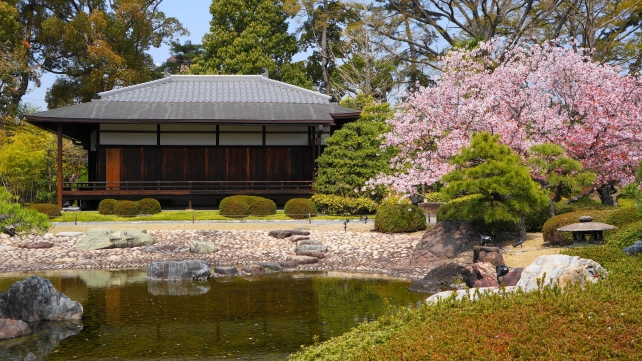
[374,39,642,205]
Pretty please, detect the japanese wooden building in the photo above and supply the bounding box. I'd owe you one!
[25,74,360,209]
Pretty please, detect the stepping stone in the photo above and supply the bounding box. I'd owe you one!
[277,261,297,269]
[290,230,310,236]
[297,240,322,246]
[286,255,319,265]
[55,232,84,237]
[290,235,309,242]
[214,266,238,276]
[295,250,325,259]
[19,242,53,249]
[241,264,265,275]
[259,262,282,271]
[295,245,327,253]
[268,230,312,239]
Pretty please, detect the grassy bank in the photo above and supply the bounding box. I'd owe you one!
[290,246,642,360]
[52,210,368,223]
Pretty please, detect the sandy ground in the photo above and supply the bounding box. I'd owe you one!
[49,221,562,269]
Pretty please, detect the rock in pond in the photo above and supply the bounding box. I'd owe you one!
[516,254,607,292]
[286,255,319,265]
[0,318,31,340]
[0,276,83,322]
[76,229,155,251]
[240,265,264,275]
[189,241,218,254]
[278,261,298,269]
[147,260,210,281]
[408,279,441,293]
[214,266,238,276]
[259,262,282,271]
[295,250,326,259]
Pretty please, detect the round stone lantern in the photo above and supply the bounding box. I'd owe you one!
[557,216,616,244]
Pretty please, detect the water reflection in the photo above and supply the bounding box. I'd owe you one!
[0,270,424,360]
[0,320,82,361]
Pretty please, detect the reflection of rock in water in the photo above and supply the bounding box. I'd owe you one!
[147,281,210,296]
[0,320,82,360]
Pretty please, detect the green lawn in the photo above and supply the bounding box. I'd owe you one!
[290,246,642,360]
[51,210,368,222]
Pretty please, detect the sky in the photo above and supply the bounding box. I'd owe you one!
[23,0,214,111]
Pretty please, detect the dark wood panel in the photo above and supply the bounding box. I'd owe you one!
[97,148,106,182]
[186,148,207,182]
[249,148,267,181]
[290,147,312,181]
[207,148,226,181]
[162,148,186,181]
[226,148,248,181]
[142,147,163,182]
[120,148,143,182]
[267,148,290,181]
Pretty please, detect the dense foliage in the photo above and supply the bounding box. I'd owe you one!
[311,194,377,216]
[284,198,317,219]
[98,199,119,215]
[607,220,642,250]
[219,196,251,218]
[27,203,61,218]
[113,200,140,217]
[246,196,277,216]
[542,210,614,245]
[137,198,162,215]
[291,246,642,360]
[374,203,426,233]
[0,187,49,235]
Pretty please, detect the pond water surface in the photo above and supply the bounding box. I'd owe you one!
[0,270,425,360]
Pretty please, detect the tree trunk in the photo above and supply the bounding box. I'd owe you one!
[552,182,563,202]
[548,198,555,217]
[518,212,527,242]
[597,183,619,207]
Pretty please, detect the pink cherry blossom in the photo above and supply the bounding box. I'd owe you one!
[372,39,642,193]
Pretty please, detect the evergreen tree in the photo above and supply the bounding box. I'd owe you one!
[314,94,395,200]
[193,0,309,87]
[441,132,548,240]
[0,187,49,236]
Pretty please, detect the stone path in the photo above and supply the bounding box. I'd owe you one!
[0,229,433,280]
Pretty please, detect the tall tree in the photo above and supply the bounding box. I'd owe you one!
[157,40,203,75]
[371,39,642,206]
[193,0,309,87]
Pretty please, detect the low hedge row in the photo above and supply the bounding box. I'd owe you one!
[375,203,426,233]
[28,204,61,218]
[98,198,161,217]
[311,194,377,216]
[284,198,317,219]
[219,196,276,218]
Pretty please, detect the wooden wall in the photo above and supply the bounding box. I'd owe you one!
[96,146,313,183]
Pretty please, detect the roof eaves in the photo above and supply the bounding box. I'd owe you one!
[97,77,171,99]
[260,77,331,102]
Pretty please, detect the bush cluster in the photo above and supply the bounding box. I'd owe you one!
[604,206,642,228]
[311,194,377,216]
[284,198,317,219]
[374,203,426,233]
[523,202,575,232]
[138,198,162,215]
[98,198,161,216]
[542,210,614,245]
[436,195,517,235]
[113,200,140,217]
[422,192,449,203]
[219,195,276,217]
[28,204,61,218]
[607,220,642,250]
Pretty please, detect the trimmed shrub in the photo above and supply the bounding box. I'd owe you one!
[285,198,317,219]
[436,195,516,236]
[113,200,140,217]
[422,192,449,203]
[605,207,642,228]
[311,194,377,216]
[98,199,118,215]
[542,210,615,245]
[138,198,161,215]
[28,204,61,218]
[607,220,642,250]
[524,202,576,232]
[374,204,426,233]
[219,196,250,218]
[247,196,276,216]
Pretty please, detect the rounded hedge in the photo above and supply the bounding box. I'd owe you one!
[113,200,140,217]
[28,204,61,218]
[138,198,161,215]
[375,204,426,233]
[607,220,642,250]
[98,199,118,215]
[247,196,277,216]
[311,194,377,216]
[604,207,641,228]
[524,202,576,232]
[219,196,250,218]
[285,198,317,219]
[436,195,516,235]
[542,210,615,245]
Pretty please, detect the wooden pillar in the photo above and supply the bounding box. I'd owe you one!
[57,123,63,210]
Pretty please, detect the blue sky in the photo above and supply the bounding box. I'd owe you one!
[24,0,213,111]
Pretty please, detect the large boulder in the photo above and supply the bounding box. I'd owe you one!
[0,318,31,340]
[189,241,218,254]
[410,220,481,267]
[0,276,83,322]
[473,246,505,267]
[426,287,517,304]
[502,267,523,286]
[408,279,441,293]
[421,261,497,289]
[76,228,155,251]
[623,240,642,256]
[516,255,608,292]
[146,260,210,281]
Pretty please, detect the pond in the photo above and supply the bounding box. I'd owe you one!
[0,270,425,360]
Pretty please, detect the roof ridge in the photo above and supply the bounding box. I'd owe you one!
[258,77,331,102]
[97,78,170,99]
